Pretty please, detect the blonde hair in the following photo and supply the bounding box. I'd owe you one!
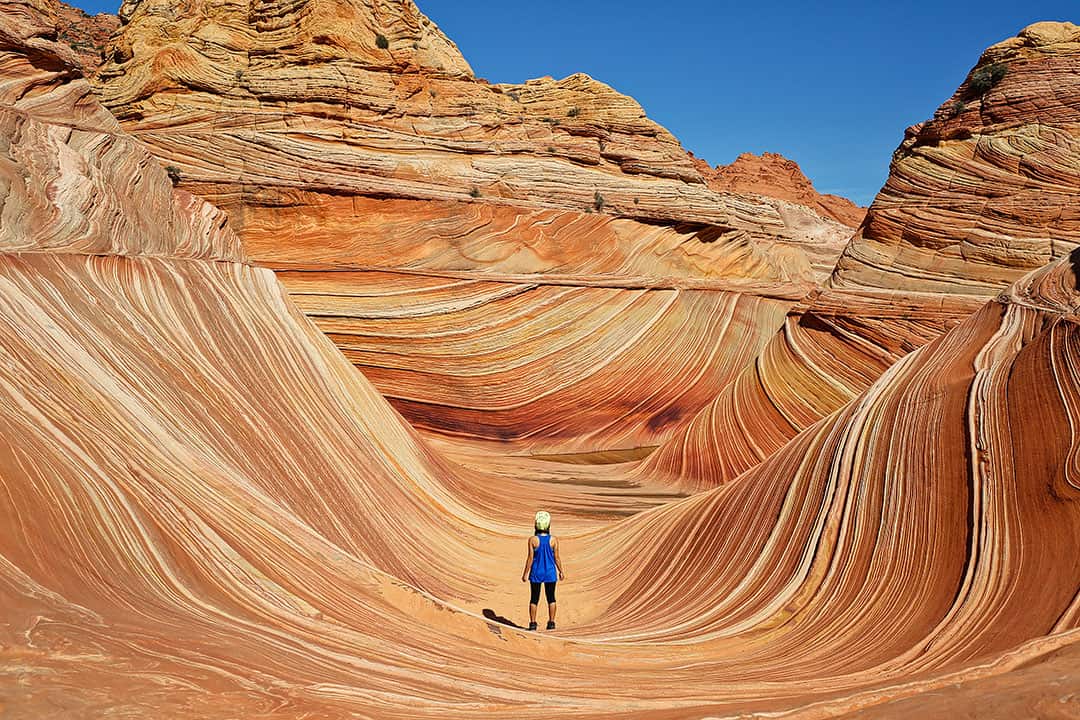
[534,510,551,533]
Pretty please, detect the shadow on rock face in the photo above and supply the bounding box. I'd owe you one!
[1069,246,1080,290]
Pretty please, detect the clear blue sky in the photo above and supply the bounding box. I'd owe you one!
[72,0,1076,205]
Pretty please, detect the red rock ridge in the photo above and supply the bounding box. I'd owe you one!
[88,0,855,452]
[49,0,118,74]
[830,21,1080,295]
[695,151,867,228]
[644,22,1080,490]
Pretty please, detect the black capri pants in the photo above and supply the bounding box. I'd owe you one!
[529,581,557,604]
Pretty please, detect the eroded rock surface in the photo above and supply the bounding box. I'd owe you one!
[89,0,855,452]
[0,5,1078,719]
[833,22,1080,294]
[93,0,845,240]
[645,22,1080,488]
[52,0,117,73]
[698,151,867,228]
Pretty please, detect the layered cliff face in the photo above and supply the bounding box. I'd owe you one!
[94,0,844,237]
[698,151,867,228]
[0,1,238,259]
[2,5,1079,718]
[90,0,855,452]
[833,21,1080,294]
[644,22,1080,489]
[51,0,118,72]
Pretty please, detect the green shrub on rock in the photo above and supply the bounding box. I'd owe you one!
[969,63,1007,94]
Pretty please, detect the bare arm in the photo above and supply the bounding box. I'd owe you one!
[521,538,535,582]
[553,537,566,581]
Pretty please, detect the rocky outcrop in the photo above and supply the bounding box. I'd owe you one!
[697,151,867,228]
[90,0,856,452]
[93,0,847,242]
[0,2,238,260]
[832,22,1080,294]
[1,5,1078,718]
[51,0,118,73]
[644,22,1080,489]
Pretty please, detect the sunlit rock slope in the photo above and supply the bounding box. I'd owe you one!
[644,22,1080,489]
[0,5,1078,718]
[90,0,854,453]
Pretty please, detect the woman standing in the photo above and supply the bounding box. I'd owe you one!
[521,510,565,631]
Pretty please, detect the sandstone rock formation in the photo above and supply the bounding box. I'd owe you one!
[639,288,985,491]
[51,0,117,72]
[578,254,1080,667]
[93,0,843,241]
[89,0,856,452]
[697,151,867,228]
[1,4,1079,718]
[833,21,1080,295]
[0,2,237,259]
[643,22,1080,489]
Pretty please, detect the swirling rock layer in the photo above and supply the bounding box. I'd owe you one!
[0,4,240,261]
[1,6,1079,718]
[646,22,1080,489]
[88,0,856,450]
[639,289,985,490]
[276,268,791,452]
[243,193,805,451]
[832,22,1080,294]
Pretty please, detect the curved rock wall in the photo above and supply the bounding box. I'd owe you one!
[832,22,1080,294]
[89,0,854,451]
[643,22,1080,488]
[1,7,1079,718]
[638,290,983,490]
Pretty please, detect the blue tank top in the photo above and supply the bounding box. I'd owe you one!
[529,534,557,583]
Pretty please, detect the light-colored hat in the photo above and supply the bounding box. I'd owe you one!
[534,510,551,531]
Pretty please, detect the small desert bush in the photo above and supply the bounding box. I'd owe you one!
[969,63,1007,94]
[944,100,967,118]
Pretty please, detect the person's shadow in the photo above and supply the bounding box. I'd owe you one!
[482,608,523,629]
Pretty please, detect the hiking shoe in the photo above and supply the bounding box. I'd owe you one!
[546,621,556,630]
[528,622,538,631]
